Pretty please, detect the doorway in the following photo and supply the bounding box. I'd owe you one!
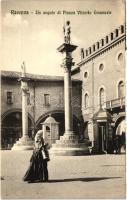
[98,123,107,153]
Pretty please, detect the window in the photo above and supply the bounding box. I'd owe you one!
[6,91,13,104]
[84,71,88,79]
[118,53,123,63]
[84,93,89,108]
[99,63,104,71]
[44,94,50,106]
[99,88,105,106]
[27,93,31,105]
[118,81,125,98]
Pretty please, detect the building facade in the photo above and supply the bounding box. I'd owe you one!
[1,24,126,153]
[1,71,82,149]
[72,24,126,153]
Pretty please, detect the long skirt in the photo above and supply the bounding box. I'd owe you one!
[23,150,44,182]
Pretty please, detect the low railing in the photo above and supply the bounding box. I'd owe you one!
[106,97,125,109]
[82,97,125,114]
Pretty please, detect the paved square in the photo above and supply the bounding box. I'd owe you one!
[1,151,126,199]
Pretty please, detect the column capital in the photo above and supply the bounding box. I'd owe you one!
[21,80,29,93]
[61,57,75,71]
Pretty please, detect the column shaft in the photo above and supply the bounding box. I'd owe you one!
[64,69,73,134]
[22,83,28,137]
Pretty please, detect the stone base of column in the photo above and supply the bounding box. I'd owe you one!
[50,133,90,156]
[11,136,34,150]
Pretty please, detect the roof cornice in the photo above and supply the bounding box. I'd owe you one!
[78,34,125,67]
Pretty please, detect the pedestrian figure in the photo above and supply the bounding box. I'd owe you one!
[114,135,121,154]
[42,143,50,181]
[23,130,50,183]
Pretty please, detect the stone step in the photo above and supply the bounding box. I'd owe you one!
[50,146,90,156]
[11,137,34,150]
[51,142,89,148]
[60,135,79,140]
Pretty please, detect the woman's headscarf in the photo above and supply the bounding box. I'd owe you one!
[34,130,44,149]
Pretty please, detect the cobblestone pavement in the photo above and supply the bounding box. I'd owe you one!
[1,151,126,199]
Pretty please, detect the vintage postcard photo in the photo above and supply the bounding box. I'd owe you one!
[0,0,126,199]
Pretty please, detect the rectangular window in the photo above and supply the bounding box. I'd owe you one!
[44,94,50,106]
[6,91,13,104]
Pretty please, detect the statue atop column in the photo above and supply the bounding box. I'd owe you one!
[63,21,71,44]
[21,61,26,77]
[21,61,29,93]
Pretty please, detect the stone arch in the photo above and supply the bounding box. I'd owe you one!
[1,109,34,149]
[114,115,126,152]
[35,110,82,137]
[1,108,34,126]
[114,114,125,133]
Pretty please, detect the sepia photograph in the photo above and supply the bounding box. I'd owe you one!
[0,0,126,199]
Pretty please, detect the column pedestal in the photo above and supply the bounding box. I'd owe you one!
[12,135,34,150]
[50,134,90,156]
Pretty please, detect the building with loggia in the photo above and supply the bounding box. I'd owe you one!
[1,24,125,153]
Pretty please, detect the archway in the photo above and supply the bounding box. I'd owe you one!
[36,111,82,138]
[83,121,89,140]
[1,111,34,149]
[115,116,126,152]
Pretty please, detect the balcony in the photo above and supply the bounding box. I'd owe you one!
[106,97,125,110]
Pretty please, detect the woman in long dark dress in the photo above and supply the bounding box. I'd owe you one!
[23,131,45,183]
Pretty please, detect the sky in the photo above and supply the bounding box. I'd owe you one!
[1,0,125,76]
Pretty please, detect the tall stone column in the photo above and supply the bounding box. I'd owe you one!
[12,64,34,150]
[22,80,28,138]
[64,61,73,134]
[50,21,90,155]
